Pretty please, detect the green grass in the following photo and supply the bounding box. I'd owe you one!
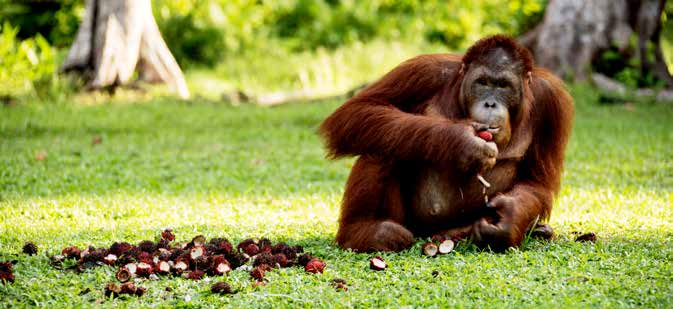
[1,84,672,307]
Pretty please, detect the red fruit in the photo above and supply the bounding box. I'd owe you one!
[208,238,233,254]
[0,261,15,284]
[185,269,205,280]
[211,282,234,294]
[124,263,138,275]
[258,238,273,253]
[104,283,121,297]
[191,235,207,247]
[103,254,118,265]
[119,282,137,295]
[477,130,493,141]
[575,232,597,242]
[136,262,154,277]
[369,256,387,271]
[116,267,132,282]
[62,246,81,259]
[161,229,176,242]
[237,239,257,252]
[211,255,231,275]
[174,259,189,273]
[422,243,438,257]
[157,249,172,261]
[252,253,275,268]
[156,260,171,274]
[273,253,289,268]
[305,258,326,274]
[214,261,231,276]
[22,242,38,255]
[297,253,313,267]
[244,243,260,256]
[108,242,133,256]
[331,278,348,292]
[137,251,152,263]
[190,246,205,260]
[250,266,266,281]
[138,240,156,253]
[438,239,455,254]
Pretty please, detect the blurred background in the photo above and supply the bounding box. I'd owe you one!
[1,0,672,104]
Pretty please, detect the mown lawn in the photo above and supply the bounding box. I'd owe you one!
[0,85,672,307]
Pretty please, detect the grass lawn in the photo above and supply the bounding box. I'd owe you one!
[1,85,672,307]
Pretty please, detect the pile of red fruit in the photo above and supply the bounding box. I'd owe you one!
[48,230,325,296]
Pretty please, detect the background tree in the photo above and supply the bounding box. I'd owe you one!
[520,0,673,96]
[60,0,190,98]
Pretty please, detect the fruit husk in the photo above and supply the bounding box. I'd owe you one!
[369,256,387,271]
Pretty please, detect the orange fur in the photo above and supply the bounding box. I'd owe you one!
[320,35,573,252]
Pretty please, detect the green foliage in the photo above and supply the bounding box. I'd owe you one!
[595,42,667,89]
[0,22,56,97]
[153,0,546,65]
[1,0,546,70]
[157,12,227,67]
[0,0,83,47]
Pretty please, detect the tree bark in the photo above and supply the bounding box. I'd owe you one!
[521,0,634,81]
[520,0,672,89]
[61,0,189,98]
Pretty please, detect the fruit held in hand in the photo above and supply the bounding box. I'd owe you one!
[477,130,493,141]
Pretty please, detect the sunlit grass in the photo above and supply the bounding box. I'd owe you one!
[0,81,672,306]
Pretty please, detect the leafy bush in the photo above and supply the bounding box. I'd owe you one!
[157,12,226,67]
[1,0,547,67]
[0,0,83,47]
[154,0,546,64]
[0,22,56,98]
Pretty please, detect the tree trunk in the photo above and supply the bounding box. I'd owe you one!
[522,0,633,80]
[61,0,190,99]
[520,0,672,88]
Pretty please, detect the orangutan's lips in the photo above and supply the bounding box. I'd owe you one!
[488,126,501,133]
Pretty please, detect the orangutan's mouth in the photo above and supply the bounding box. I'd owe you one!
[487,126,501,133]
